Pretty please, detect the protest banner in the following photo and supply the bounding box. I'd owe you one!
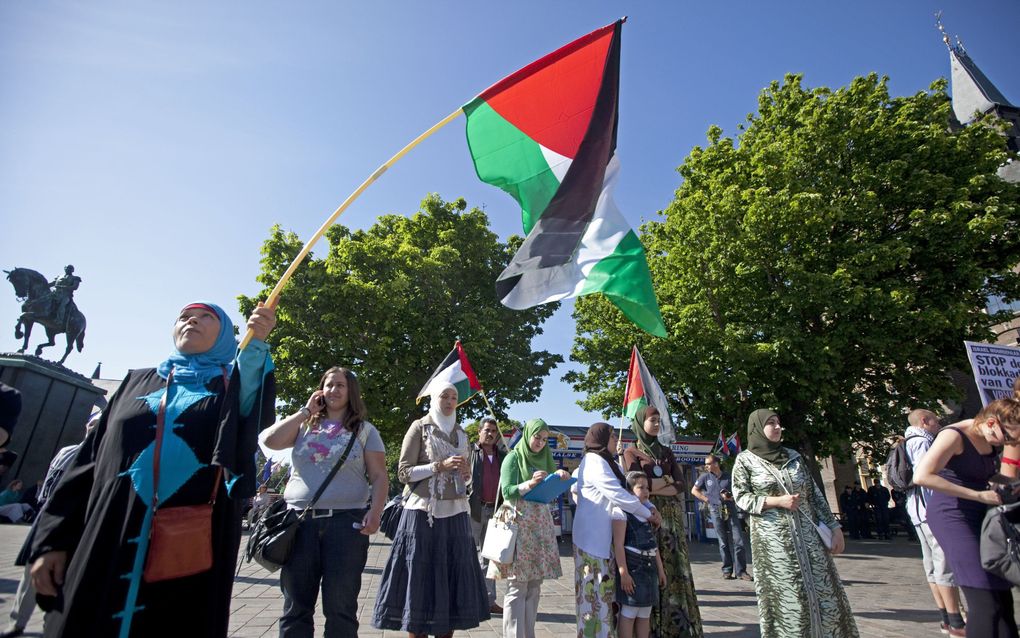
[964,341,1020,405]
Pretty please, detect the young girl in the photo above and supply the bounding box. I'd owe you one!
[613,471,667,638]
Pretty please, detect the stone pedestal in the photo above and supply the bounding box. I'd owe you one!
[0,354,106,489]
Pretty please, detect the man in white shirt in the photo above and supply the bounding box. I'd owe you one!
[905,409,965,637]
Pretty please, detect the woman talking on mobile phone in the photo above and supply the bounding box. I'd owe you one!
[262,367,388,637]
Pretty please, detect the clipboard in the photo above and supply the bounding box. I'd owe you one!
[523,473,577,503]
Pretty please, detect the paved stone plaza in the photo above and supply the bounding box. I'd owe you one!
[0,523,1001,637]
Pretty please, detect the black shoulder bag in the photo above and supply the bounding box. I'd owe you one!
[245,423,361,572]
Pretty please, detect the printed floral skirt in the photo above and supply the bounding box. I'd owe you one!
[488,499,562,581]
[651,495,703,638]
[574,545,616,638]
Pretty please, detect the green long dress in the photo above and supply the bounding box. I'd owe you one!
[730,448,858,638]
[623,446,703,638]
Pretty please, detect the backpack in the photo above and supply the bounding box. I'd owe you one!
[884,435,923,491]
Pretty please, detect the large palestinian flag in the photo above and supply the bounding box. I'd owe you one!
[463,20,667,337]
[623,345,674,444]
[416,340,483,407]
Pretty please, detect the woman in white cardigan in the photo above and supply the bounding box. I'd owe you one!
[572,423,661,638]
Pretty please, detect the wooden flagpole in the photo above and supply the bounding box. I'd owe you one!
[239,106,465,350]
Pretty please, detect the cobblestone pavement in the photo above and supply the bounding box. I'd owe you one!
[0,523,1008,637]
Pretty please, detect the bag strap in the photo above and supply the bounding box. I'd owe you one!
[750,452,818,528]
[152,368,227,511]
[297,422,362,517]
[490,456,519,523]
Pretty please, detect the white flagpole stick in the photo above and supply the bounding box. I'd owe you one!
[619,345,636,456]
[478,390,510,451]
[239,106,465,350]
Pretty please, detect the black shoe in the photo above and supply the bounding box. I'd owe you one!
[1,627,25,638]
[723,573,736,580]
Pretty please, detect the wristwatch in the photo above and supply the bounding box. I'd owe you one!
[299,406,311,418]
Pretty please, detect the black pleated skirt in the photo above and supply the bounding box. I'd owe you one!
[372,507,491,633]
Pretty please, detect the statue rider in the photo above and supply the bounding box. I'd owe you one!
[49,265,81,325]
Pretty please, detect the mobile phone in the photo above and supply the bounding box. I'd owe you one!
[353,522,365,530]
[316,396,326,408]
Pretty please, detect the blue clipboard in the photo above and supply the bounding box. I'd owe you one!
[523,473,577,503]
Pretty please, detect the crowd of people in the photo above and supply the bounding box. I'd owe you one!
[1,302,1019,638]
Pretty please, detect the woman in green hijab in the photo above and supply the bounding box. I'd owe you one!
[731,409,858,638]
[488,418,570,638]
[623,406,703,638]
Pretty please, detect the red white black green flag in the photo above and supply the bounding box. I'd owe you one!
[416,341,483,406]
[623,345,674,443]
[463,20,667,337]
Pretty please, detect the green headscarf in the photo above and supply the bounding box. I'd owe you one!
[747,408,789,465]
[631,406,666,459]
[514,418,557,479]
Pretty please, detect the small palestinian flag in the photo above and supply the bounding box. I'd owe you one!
[623,345,674,444]
[463,19,666,337]
[416,341,483,407]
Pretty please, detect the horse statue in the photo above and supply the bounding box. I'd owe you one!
[4,267,87,365]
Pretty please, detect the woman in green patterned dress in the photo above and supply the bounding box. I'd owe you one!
[730,409,858,638]
[488,418,568,637]
[622,406,703,638]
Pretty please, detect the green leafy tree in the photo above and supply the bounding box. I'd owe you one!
[240,194,561,462]
[569,74,1020,459]
[463,418,522,444]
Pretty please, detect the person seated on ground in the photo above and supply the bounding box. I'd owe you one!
[0,479,23,505]
[0,480,33,524]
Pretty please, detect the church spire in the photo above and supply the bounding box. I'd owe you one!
[936,12,1017,125]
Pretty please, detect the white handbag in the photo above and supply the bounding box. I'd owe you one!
[480,489,518,563]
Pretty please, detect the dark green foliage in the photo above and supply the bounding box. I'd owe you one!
[569,74,1020,458]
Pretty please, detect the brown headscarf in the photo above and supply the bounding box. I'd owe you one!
[747,408,788,465]
[631,406,666,459]
[584,422,628,487]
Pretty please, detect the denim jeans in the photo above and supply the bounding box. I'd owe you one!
[279,508,369,638]
[709,504,746,576]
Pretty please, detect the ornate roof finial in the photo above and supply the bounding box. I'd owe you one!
[935,11,951,50]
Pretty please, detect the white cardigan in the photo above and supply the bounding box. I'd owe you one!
[571,452,653,559]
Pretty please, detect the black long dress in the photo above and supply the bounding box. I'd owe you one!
[31,367,274,637]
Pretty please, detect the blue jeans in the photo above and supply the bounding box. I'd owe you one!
[279,508,369,637]
[709,504,746,576]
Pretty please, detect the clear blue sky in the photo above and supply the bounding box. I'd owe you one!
[2,1,1017,428]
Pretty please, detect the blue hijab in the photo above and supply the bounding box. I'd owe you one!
[157,301,238,385]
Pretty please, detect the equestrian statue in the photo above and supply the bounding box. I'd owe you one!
[5,265,87,364]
